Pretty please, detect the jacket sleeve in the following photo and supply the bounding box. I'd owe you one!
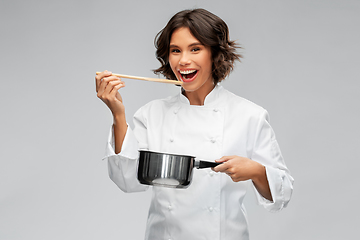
[102,107,149,193]
[251,110,294,212]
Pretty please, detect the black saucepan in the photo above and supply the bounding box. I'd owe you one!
[137,150,221,188]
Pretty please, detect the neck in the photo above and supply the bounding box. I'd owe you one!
[183,82,215,106]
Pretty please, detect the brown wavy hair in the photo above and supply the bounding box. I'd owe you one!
[153,8,242,84]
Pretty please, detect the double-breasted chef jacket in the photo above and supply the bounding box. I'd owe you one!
[103,85,294,240]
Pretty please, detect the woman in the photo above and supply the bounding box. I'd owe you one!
[96,8,293,240]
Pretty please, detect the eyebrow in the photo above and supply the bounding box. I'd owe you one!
[169,42,203,48]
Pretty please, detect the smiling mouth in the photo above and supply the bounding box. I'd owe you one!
[179,69,198,82]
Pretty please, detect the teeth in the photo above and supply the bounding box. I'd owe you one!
[179,69,197,74]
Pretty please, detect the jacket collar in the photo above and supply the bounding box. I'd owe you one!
[179,84,223,106]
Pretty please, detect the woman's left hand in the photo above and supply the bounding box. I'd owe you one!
[213,155,273,201]
[212,156,263,182]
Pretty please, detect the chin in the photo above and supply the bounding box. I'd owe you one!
[181,86,196,92]
[181,82,204,93]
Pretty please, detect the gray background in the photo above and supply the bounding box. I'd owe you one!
[1,0,359,239]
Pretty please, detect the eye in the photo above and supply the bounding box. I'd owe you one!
[170,48,180,53]
[191,47,201,52]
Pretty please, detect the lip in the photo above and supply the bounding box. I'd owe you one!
[177,69,199,83]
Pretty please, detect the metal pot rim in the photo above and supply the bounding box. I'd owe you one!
[139,150,195,159]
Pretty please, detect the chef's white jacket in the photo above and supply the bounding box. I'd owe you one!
[103,85,294,240]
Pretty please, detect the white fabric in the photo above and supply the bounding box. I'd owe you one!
[103,85,294,240]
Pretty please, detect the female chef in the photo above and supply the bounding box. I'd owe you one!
[96,8,293,240]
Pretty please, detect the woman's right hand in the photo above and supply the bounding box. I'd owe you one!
[95,70,126,117]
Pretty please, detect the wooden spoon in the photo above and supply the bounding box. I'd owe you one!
[96,72,182,85]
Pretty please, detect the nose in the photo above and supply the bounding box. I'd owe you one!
[179,52,191,66]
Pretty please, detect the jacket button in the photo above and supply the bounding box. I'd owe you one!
[209,171,214,177]
[208,207,214,212]
[170,138,174,142]
[210,138,216,143]
[213,108,219,112]
[168,205,173,211]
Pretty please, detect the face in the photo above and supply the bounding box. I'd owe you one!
[169,27,214,93]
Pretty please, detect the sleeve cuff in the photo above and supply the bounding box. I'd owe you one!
[253,166,293,212]
[102,124,139,160]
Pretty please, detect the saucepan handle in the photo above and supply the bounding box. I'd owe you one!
[196,160,221,169]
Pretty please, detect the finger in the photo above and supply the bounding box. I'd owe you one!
[215,156,233,163]
[97,79,121,101]
[98,76,121,96]
[101,75,120,87]
[95,70,113,91]
[96,71,111,91]
[109,81,125,96]
[102,79,123,97]
[95,70,112,80]
[229,175,240,182]
[213,161,230,173]
[225,169,236,175]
